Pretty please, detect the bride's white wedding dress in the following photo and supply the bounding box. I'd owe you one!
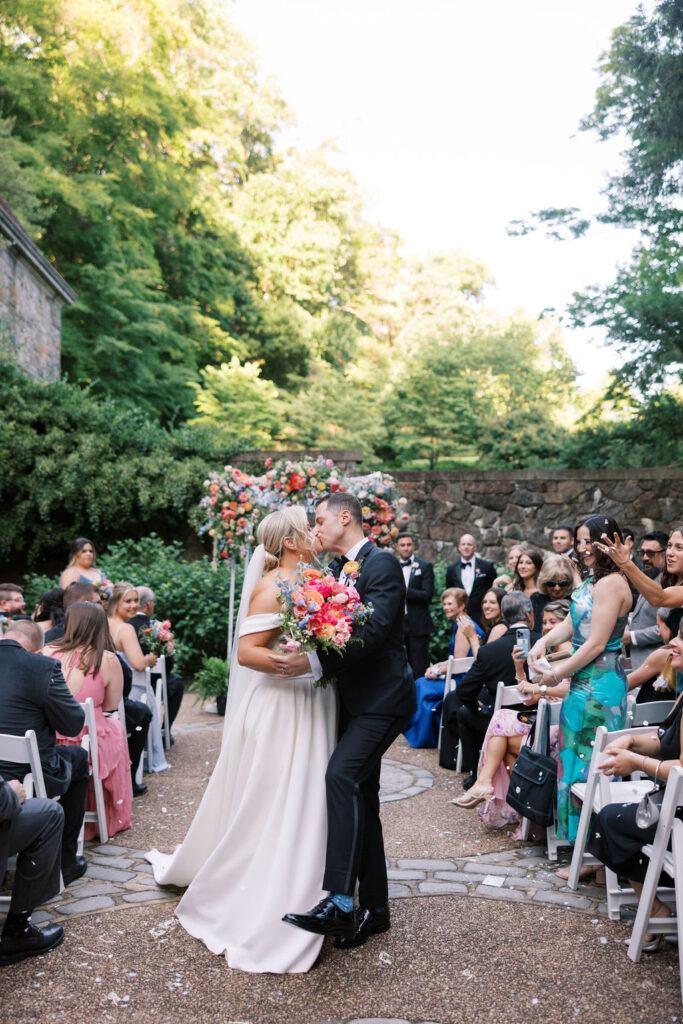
[146,607,337,973]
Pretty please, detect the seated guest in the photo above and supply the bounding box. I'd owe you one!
[59,537,106,590]
[129,586,185,737]
[403,589,484,748]
[0,619,88,886]
[442,592,542,788]
[587,626,683,941]
[511,544,546,632]
[44,602,132,840]
[477,587,508,644]
[0,583,30,621]
[0,777,65,965]
[445,533,497,626]
[33,587,65,636]
[627,607,679,704]
[108,582,169,773]
[623,530,669,670]
[45,582,152,793]
[453,599,571,821]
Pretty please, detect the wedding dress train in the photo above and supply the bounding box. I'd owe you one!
[147,611,337,973]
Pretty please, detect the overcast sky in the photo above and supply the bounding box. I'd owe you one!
[229,0,639,387]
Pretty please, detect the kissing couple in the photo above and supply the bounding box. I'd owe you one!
[147,493,416,973]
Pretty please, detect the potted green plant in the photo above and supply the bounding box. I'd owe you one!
[192,656,230,715]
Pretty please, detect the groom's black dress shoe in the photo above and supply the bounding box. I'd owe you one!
[334,906,390,949]
[0,922,65,965]
[282,897,355,939]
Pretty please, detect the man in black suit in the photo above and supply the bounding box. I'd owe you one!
[130,586,184,735]
[0,776,65,964]
[442,592,540,786]
[0,620,88,885]
[271,492,416,949]
[396,532,434,680]
[445,533,496,626]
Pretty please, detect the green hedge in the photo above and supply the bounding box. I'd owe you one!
[26,534,242,677]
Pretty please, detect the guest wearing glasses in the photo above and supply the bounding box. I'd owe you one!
[537,554,580,605]
[623,531,669,671]
[529,515,632,845]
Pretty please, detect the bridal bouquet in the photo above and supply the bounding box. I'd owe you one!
[276,564,373,687]
[140,618,176,659]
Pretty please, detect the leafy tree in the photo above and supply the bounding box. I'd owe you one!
[190,357,282,445]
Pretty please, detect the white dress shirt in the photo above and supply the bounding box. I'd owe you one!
[460,557,475,596]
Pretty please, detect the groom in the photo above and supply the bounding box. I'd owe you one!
[269,492,416,948]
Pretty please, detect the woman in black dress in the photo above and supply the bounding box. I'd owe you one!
[588,620,683,949]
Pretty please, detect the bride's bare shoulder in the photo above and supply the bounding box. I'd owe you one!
[247,571,282,616]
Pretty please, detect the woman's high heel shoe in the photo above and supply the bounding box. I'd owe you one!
[452,782,494,810]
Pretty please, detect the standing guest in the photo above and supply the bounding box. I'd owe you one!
[33,588,65,636]
[45,581,152,794]
[511,544,547,633]
[45,602,131,840]
[403,588,484,749]
[395,533,434,680]
[59,537,105,590]
[494,544,523,589]
[623,530,669,670]
[0,777,65,965]
[537,554,580,605]
[0,619,88,885]
[0,584,29,620]
[445,533,496,626]
[130,586,185,737]
[530,514,632,845]
[598,524,683,612]
[552,525,575,558]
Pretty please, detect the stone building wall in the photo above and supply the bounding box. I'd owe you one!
[0,245,63,382]
[396,467,683,565]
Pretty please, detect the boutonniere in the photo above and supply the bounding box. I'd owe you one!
[475,568,484,577]
[343,558,363,581]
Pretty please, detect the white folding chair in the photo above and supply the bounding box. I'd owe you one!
[0,730,53,907]
[565,724,653,916]
[493,679,526,713]
[626,699,675,729]
[80,697,108,845]
[152,655,171,751]
[627,765,683,996]
[437,656,475,769]
[130,667,170,774]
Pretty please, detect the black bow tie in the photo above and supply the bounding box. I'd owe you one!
[461,562,472,569]
[400,560,412,568]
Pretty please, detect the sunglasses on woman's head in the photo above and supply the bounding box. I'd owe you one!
[547,579,571,588]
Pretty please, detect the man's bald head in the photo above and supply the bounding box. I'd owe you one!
[5,619,43,653]
[458,534,477,560]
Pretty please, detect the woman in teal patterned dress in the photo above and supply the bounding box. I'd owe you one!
[529,515,633,844]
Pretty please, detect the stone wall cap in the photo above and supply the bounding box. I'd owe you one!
[0,195,77,305]
[394,466,683,482]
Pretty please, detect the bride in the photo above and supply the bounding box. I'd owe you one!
[146,507,338,973]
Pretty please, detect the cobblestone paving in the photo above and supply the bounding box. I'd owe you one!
[21,756,613,925]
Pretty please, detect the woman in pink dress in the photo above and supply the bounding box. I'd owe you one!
[44,601,131,840]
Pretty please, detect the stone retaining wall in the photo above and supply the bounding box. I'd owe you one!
[396,467,683,564]
[0,246,62,381]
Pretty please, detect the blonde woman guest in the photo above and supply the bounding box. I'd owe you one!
[45,602,131,840]
[59,538,105,590]
[108,582,169,773]
[537,554,581,604]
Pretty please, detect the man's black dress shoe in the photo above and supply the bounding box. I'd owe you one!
[132,780,148,796]
[62,855,88,886]
[283,897,355,939]
[334,906,390,949]
[462,772,477,791]
[0,923,65,965]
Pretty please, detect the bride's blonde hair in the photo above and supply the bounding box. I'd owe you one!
[257,506,311,572]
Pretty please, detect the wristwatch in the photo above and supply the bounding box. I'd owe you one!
[539,684,548,696]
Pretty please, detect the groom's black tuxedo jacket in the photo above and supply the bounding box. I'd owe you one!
[319,540,417,719]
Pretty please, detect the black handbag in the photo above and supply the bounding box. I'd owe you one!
[505,716,557,827]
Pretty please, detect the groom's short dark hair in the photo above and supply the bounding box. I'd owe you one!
[316,492,363,528]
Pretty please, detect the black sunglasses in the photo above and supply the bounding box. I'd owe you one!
[546,579,571,588]
[639,548,664,557]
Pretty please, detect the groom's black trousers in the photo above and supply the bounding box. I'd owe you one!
[323,709,410,908]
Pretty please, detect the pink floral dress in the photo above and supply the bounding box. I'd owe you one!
[51,652,132,840]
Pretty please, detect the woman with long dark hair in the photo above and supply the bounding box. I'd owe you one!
[511,544,546,632]
[598,524,683,609]
[44,602,131,840]
[529,514,632,844]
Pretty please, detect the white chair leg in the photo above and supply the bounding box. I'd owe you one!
[455,741,462,773]
[672,819,683,1004]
